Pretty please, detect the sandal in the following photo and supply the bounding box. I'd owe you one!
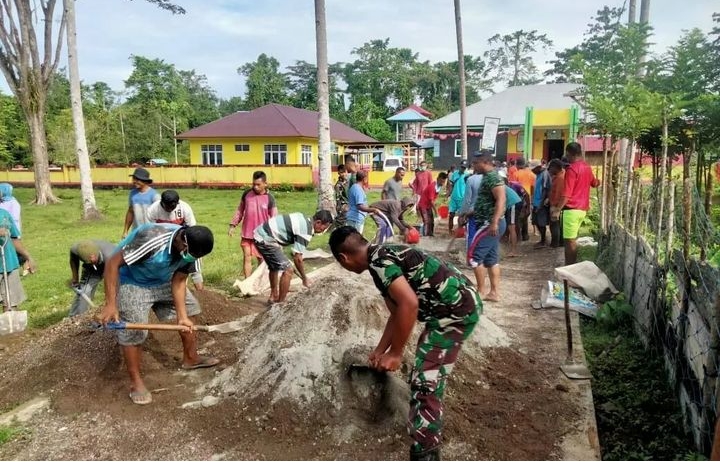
[182,355,220,370]
[129,389,152,405]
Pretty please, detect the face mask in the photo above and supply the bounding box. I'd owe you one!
[181,250,196,264]
[419,166,426,171]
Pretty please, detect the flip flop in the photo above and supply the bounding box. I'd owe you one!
[182,355,220,370]
[129,389,152,405]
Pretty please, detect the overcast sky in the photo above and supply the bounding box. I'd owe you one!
[4,0,718,99]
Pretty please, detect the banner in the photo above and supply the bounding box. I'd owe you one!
[481,117,501,151]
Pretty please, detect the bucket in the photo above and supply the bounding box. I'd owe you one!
[437,205,449,219]
[406,228,421,244]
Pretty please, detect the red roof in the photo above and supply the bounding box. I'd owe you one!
[177,104,376,143]
[394,104,433,118]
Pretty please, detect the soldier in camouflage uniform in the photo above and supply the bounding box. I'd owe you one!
[330,226,482,461]
[332,164,349,230]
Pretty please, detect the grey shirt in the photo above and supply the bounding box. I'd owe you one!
[70,240,116,277]
[370,200,411,232]
[460,173,484,215]
[382,178,403,201]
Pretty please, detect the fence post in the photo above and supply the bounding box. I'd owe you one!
[666,182,675,265]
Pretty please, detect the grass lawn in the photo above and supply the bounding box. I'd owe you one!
[13,187,393,329]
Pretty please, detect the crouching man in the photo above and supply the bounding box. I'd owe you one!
[329,226,481,461]
[99,224,219,405]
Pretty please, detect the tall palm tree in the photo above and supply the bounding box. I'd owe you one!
[314,0,334,211]
[454,0,468,160]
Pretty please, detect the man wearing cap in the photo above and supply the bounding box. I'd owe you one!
[99,223,218,405]
[146,190,204,290]
[530,160,552,248]
[381,167,406,201]
[448,160,470,234]
[122,167,160,238]
[67,239,116,317]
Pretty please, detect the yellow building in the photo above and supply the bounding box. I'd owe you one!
[424,83,582,168]
[176,103,376,168]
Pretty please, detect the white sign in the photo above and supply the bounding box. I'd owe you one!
[481,117,501,151]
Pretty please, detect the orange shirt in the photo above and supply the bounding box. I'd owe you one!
[515,168,536,196]
[549,170,565,207]
[507,165,519,182]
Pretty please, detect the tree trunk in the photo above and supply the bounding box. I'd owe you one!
[314,0,334,212]
[654,113,668,258]
[28,110,58,204]
[600,134,609,234]
[453,0,468,161]
[65,0,101,219]
[628,0,637,23]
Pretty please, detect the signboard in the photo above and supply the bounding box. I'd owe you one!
[481,117,501,151]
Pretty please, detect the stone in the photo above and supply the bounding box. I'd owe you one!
[0,397,50,426]
[201,395,220,408]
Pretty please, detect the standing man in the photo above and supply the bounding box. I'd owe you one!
[547,159,566,248]
[417,172,448,237]
[382,167,405,201]
[447,160,470,234]
[410,160,433,207]
[333,164,350,229]
[345,155,358,188]
[253,211,333,304]
[329,226,481,461]
[0,208,35,310]
[346,170,377,233]
[68,239,115,317]
[122,167,160,238]
[513,158,535,241]
[557,142,600,265]
[147,190,205,290]
[530,160,552,248]
[98,224,218,405]
[369,197,415,244]
[228,171,278,278]
[463,151,506,302]
[459,151,487,252]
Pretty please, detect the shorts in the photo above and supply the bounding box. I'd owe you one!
[346,219,365,234]
[448,197,464,214]
[0,269,26,308]
[504,205,519,225]
[563,209,587,240]
[372,213,394,244]
[467,219,507,268]
[240,238,261,258]
[255,241,291,272]
[532,206,550,227]
[117,282,201,346]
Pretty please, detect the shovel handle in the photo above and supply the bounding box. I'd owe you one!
[104,321,194,332]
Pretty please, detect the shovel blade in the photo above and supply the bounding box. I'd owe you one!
[206,320,246,334]
[0,310,27,336]
[560,362,592,380]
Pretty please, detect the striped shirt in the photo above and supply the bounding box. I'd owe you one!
[118,223,194,287]
[253,213,313,254]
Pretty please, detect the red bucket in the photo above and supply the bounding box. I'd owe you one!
[454,226,466,238]
[406,228,420,244]
[437,205,449,219]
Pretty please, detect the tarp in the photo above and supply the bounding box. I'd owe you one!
[554,260,618,303]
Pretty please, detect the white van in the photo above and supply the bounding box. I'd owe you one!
[382,157,403,172]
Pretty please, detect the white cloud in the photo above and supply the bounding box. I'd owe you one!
[0,0,716,99]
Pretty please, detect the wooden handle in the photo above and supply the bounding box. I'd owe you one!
[122,322,192,332]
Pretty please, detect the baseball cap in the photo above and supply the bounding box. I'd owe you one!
[129,167,153,183]
[459,160,468,168]
[161,190,180,205]
[184,226,214,258]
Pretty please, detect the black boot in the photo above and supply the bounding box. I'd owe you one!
[409,447,440,461]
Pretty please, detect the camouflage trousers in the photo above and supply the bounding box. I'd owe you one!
[408,307,479,454]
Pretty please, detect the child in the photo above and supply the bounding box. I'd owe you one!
[417,172,447,237]
[547,159,565,248]
[329,226,481,461]
[229,171,278,278]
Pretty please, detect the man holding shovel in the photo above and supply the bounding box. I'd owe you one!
[330,226,481,461]
[68,239,115,317]
[98,223,218,405]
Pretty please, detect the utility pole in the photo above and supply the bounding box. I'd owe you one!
[453,0,468,161]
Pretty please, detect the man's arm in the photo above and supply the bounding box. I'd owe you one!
[490,184,506,236]
[171,270,193,330]
[557,169,577,210]
[228,198,245,236]
[69,251,80,285]
[11,239,34,273]
[184,204,197,227]
[122,206,134,237]
[381,181,389,200]
[99,251,125,323]
[292,252,308,287]
[370,296,397,362]
[372,276,418,371]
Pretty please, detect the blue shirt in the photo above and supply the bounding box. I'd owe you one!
[450,170,470,202]
[129,187,160,228]
[505,185,521,210]
[460,174,484,215]
[533,170,551,207]
[118,223,193,288]
[0,209,20,273]
[346,183,368,223]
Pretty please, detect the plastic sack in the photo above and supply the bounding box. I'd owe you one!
[0,310,27,336]
[540,281,598,318]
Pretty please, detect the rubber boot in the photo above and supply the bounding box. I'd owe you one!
[409,447,440,461]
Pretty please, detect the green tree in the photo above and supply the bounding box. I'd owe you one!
[286,60,345,119]
[218,96,245,116]
[346,97,394,141]
[237,53,289,108]
[484,29,553,87]
[417,56,493,117]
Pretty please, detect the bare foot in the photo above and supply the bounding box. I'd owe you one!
[484,292,500,302]
[507,253,521,258]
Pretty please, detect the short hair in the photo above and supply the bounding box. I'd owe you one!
[185,225,214,258]
[419,160,427,165]
[253,171,267,182]
[312,209,333,224]
[329,226,368,260]
[548,159,563,170]
[345,155,356,164]
[565,142,582,157]
[395,167,405,174]
[356,170,367,182]
[160,189,180,205]
[437,172,448,180]
[473,151,494,163]
[337,164,346,173]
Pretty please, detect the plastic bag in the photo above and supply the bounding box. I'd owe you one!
[540,281,598,318]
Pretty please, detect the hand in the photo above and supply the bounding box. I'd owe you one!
[177,316,194,332]
[550,208,561,221]
[193,281,205,291]
[97,304,119,325]
[544,198,550,206]
[368,346,387,367]
[67,279,80,289]
[302,277,311,288]
[228,226,235,237]
[373,352,403,372]
[458,215,467,227]
[121,231,128,239]
[25,258,36,274]
[489,221,499,236]
[342,204,349,212]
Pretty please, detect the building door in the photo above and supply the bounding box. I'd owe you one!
[543,139,565,162]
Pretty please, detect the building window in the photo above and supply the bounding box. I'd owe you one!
[301,145,312,165]
[454,139,463,157]
[234,144,250,152]
[201,144,223,165]
[264,144,287,165]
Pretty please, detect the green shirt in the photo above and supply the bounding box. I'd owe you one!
[473,170,505,225]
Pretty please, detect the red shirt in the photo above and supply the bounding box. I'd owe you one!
[418,182,440,210]
[507,165,519,182]
[563,161,600,211]
[411,170,433,195]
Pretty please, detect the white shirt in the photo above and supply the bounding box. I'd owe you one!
[145,200,197,227]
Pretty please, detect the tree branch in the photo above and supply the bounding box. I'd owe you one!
[47,0,64,81]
